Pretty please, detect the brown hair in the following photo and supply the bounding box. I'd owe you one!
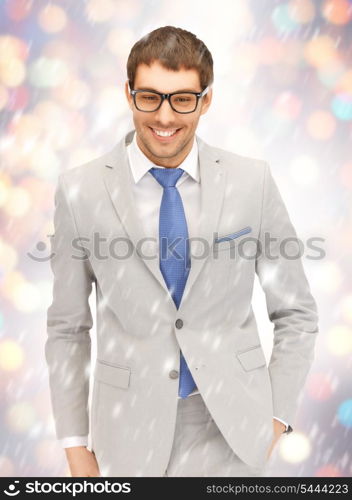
[127,26,213,91]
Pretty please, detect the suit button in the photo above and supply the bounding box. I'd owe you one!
[169,370,179,379]
[175,319,183,329]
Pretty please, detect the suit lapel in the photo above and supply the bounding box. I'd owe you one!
[102,129,227,310]
[179,137,226,307]
[103,130,169,297]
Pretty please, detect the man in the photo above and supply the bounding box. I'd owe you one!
[45,26,319,477]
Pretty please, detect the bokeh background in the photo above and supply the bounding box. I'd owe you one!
[0,0,351,477]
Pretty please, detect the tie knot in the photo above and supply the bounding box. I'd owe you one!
[149,167,184,188]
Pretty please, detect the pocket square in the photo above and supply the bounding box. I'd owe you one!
[214,226,252,244]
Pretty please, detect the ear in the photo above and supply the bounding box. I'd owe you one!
[125,80,134,110]
[200,87,212,116]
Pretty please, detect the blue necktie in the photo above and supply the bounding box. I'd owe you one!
[149,166,197,398]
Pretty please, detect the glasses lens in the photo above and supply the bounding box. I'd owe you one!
[135,92,161,111]
[171,93,197,112]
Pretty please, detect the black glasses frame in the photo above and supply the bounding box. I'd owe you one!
[129,86,210,114]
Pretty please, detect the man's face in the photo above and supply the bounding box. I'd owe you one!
[125,60,212,168]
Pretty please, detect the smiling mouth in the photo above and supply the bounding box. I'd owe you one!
[149,127,182,141]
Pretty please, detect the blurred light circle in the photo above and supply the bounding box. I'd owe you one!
[1,270,25,301]
[32,389,51,420]
[28,422,43,441]
[0,35,29,60]
[0,240,18,273]
[0,140,29,173]
[336,69,352,93]
[321,0,352,25]
[0,340,24,371]
[282,39,305,67]
[0,85,9,110]
[288,0,316,23]
[274,91,302,120]
[223,127,260,159]
[86,0,116,23]
[279,432,311,464]
[0,456,15,476]
[331,93,352,120]
[106,28,135,58]
[84,53,117,80]
[55,111,86,149]
[97,86,125,116]
[44,125,73,151]
[260,107,292,135]
[257,37,284,65]
[304,35,339,68]
[0,57,26,87]
[53,77,91,109]
[314,261,342,293]
[33,99,63,122]
[9,112,43,144]
[68,148,100,169]
[93,87,126,130]
[36,280,54,310]
[29,57,68,88]
[227,1,254,36]
[272,4,300,32]
[306,373,333,401]
[43,40,79,67]
[289,155,319,185]
[6,85,29,111]
[5,402,37,433]
[70,110,87,136]
[0,172,11,207]
[35,440,63,469]
[306,110,336,139]
[315,465,343,477]
[28,144,60,179]
[231,43,258,81]
[340,294,352,322]
[12,281,41,312]
[4,186,31,217]
[32,100,70,149]
[38,4,67,33]
[337,399,352,428]
[5,0,32,22]
[326,325,352,356]
[271,63,299,86]
[317,59,347,89]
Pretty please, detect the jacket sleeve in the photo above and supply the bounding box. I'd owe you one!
[45,173,95,440]
[255,162,319,425]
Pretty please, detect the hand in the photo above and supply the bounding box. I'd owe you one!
[65,446,100,477]
[266,419,286,461]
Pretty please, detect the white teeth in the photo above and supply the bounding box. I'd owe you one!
[152,128,178,137]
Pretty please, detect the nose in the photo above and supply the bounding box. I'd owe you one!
[154,97,176,124]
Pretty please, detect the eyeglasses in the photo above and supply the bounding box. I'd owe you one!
[129,86,210,114]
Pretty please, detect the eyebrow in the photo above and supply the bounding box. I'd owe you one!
[135,87,199,93]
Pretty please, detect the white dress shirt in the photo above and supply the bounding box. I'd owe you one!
[60,131,288,448]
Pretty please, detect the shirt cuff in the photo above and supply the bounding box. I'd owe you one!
[60,436,89,448]
[273,416,289,431]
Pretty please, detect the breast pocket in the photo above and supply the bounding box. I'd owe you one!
[214,226,252,251]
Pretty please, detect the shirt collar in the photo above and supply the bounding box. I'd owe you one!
[127,130,200,184]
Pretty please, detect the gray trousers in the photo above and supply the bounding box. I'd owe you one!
[163,393,268,477]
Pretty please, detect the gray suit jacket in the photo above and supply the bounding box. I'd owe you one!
[45,129,319,476]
